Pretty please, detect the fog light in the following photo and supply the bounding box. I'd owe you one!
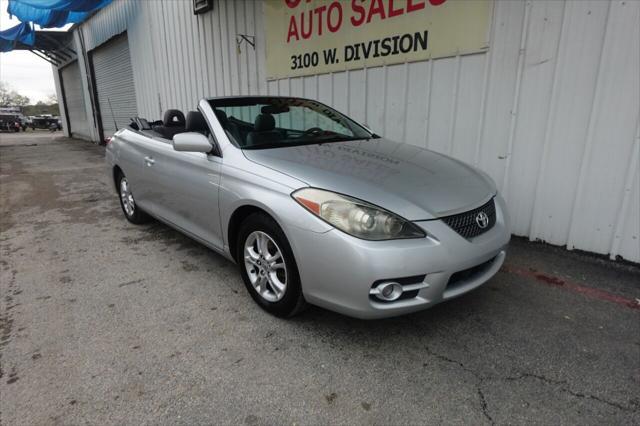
[376,282,403,301]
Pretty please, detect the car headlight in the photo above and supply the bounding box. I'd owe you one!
[292,188,426,240]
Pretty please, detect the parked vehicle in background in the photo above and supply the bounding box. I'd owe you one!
[106,96,510,319]
[0,114,22,132]
[32,115,62,130]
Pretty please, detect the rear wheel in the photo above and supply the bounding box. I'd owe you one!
[237,213,306,317]
[117,172,150,224]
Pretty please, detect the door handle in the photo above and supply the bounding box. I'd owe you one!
[144,156,155,166]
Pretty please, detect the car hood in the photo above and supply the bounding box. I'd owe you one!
[242,138,496,220]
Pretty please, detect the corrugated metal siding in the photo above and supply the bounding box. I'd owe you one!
[60,61,90,139]
[65,0,640,262]
[91,33,137,137]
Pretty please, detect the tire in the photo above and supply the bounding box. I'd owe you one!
[116,171,150,224]
[237,213,306,317]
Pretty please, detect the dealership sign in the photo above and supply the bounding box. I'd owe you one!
[264,0,492,80]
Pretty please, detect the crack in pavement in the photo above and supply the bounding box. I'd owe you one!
[422,344,639,422]
[423,345,495,424]
[498,373,639,413]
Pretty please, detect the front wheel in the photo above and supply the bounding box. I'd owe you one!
[117,172,150,224]
[237,213,306,317]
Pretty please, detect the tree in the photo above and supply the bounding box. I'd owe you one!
[46,93,58,105]
[0,81,30,107]
[12,93,30,107]
[0,81,12,106]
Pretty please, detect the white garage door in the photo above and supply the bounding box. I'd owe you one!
[60,61,90,139]
[91,33,137,138]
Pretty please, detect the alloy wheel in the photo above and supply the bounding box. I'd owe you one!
[120,177,136,217]
[243,231,287,302]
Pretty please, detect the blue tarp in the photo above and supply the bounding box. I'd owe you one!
[7,0,113,28]
[0,21,34,52]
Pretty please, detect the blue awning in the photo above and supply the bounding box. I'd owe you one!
[7,0,113,28]
[0,21,34,52]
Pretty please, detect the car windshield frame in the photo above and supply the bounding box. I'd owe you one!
[207,96,376,150]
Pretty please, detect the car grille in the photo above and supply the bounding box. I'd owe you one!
[441,198,496,239]
[446,256,496,290]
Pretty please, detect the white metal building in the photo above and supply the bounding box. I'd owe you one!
[51,0,639,263]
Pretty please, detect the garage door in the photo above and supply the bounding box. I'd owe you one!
[60,61,90,139]
[91,33,137,139]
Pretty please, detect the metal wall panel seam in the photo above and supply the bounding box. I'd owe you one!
[381,66,387,136]
[401,62,409,143]
[213,4,225,96]
[155,2,169,115]
[254,0,267,95]
[474,3,497,167]
[244,0,254,95]
[241,1,251,95]
[189,4,202,102]
[159,1,174,108]
[177,0,190,109]
[189,6,202,102]
[423,59,433,149]
[609,120,640,259]
[528,0,569,241]
[177,2,191,110]
[566,0,613,250]
[177,0,190,108]
[195,16,207,96]
[201,13,213,96]
[363,66,368,125]
[500,0,532,199]
[448,54,462,156]
[220,0,231,96]
[227,0,239,95]
[345,69,351,116]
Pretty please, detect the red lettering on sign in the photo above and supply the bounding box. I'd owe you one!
[285,0,447,42]
[327,2,343,33]
[388,0,403,17]
[350,0,366,26]
[407,0,425,12]
[313,5,327,36]
[367,0,386,23]
[287,15,299,42]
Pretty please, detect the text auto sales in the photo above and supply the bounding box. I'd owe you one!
[284,0,446,71]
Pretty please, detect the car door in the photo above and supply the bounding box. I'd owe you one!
[116,130,166,214]
[148,140,223,249]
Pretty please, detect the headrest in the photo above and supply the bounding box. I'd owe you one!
[254,113,275,132]
[185,111,208,133]
[214,109,228,126]
[163,109,185,127]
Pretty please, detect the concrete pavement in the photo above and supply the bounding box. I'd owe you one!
[1,133,638,425]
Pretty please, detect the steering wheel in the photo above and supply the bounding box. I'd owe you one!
[302,127,324,137]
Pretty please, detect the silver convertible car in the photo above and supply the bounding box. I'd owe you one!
[106,96,510,319]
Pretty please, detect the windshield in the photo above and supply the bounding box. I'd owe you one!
[208,97,373,149]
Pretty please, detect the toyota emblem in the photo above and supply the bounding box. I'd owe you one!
[475,211,490,229]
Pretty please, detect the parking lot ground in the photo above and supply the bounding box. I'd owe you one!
[1,134,639,425]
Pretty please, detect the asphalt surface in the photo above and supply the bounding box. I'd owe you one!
[1,132,639,425]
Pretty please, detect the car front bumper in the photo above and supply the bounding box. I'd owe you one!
[285,195,511,319]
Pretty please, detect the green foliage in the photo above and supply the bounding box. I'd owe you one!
[22,103,60,116]
[1,81,59,116]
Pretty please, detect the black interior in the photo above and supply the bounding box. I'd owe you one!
[152,109,186,139]
[185,111,209,135]
[246,113,282,147]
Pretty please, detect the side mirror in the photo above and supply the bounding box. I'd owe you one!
[173,132,212,153]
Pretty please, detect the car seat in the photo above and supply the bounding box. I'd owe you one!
[246,114,282,147]
[152,109,186,139]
